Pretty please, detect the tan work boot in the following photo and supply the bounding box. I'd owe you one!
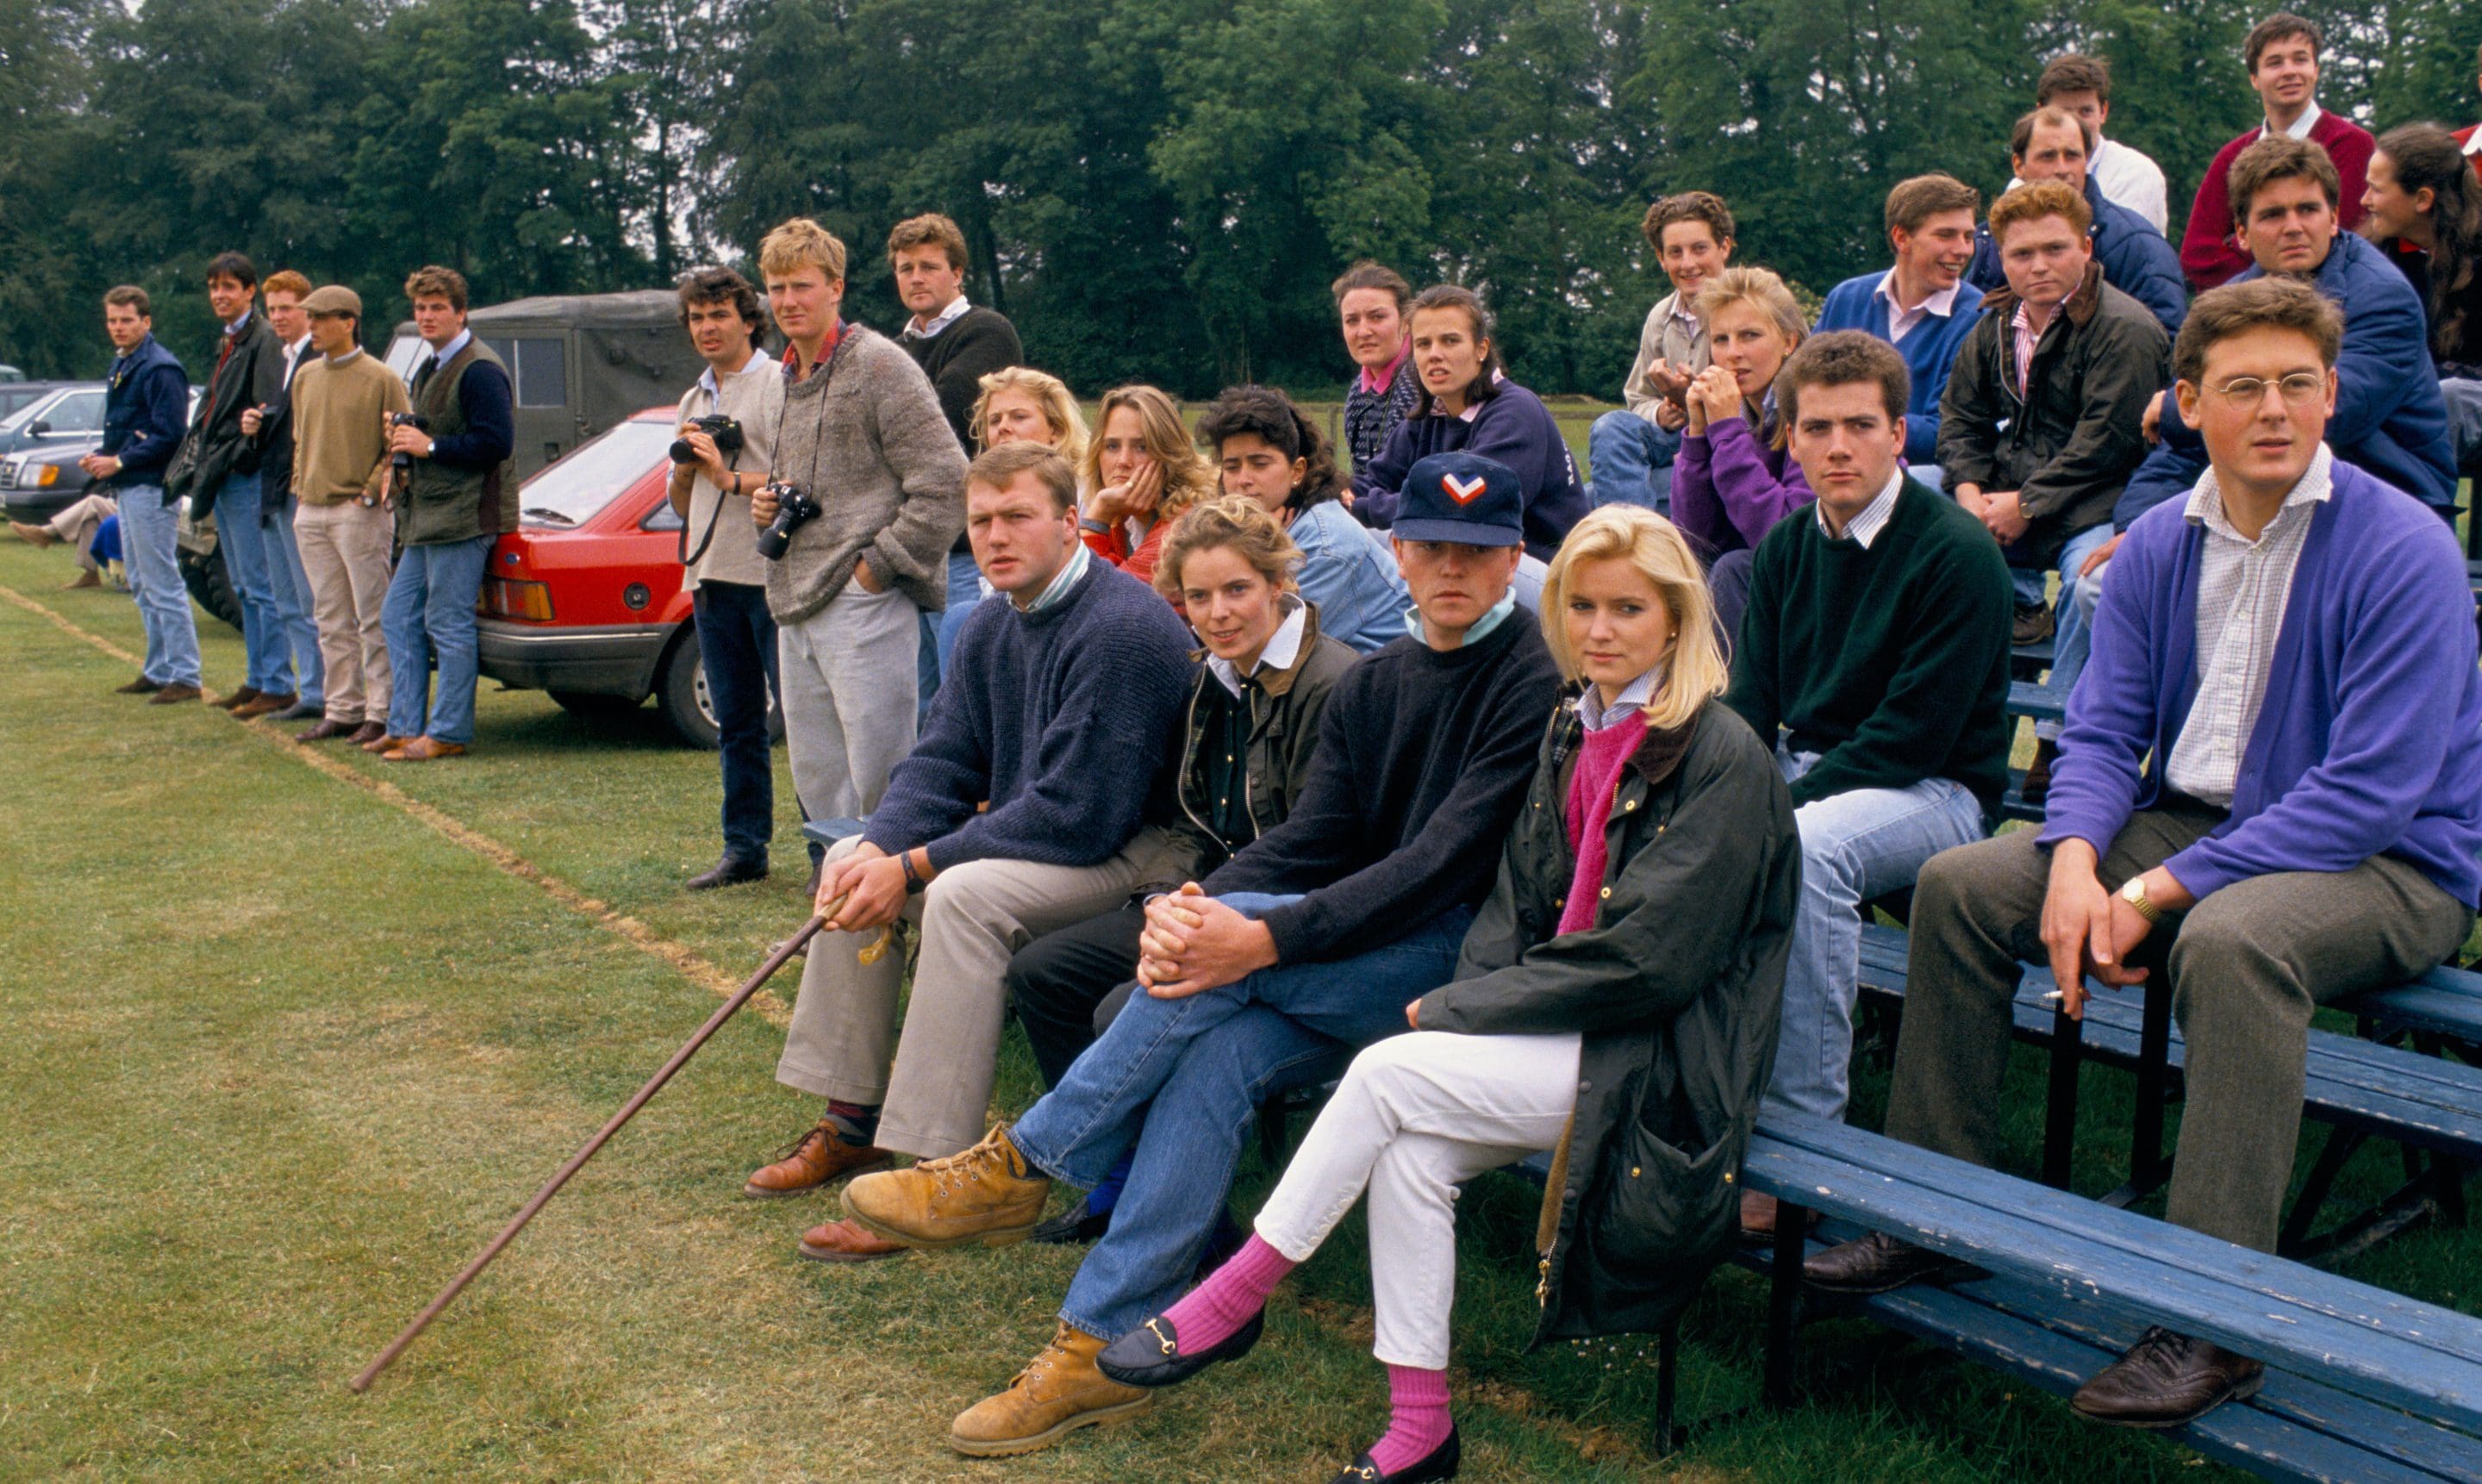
[950,1323,1152,1457]
[841,1125,1051,1248]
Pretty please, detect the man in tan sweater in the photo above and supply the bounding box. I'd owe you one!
[288,284,409,743]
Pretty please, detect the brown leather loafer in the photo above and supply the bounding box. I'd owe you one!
[2070,1327,2263,1429]
[115,676,163,695]
[232,691,296,720]
[745,1121,892,1197]
[361,733,413,753]
[1802,1230,1988,1294]
[215,685,262,712]
[148,683,203,705]
[348,722,388,746]
[296,718,356,742]
[797,1216,908,1263]
[383,737,467,762]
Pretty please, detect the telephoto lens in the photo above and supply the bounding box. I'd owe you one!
[756,481,821,561]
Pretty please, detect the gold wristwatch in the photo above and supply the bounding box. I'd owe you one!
[2117,875,2164,925]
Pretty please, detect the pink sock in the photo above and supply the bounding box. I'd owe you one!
[1158,1234,1294,1351]
[1367,1363,1453,1474]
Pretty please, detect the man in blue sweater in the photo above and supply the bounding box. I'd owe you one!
[1806,277,2482,1430]
[1963,108,2190,336]
[86,286,199,701]
[1812,174,1984,484]
[749,443,1197,1257]
[837,452,1562,1458]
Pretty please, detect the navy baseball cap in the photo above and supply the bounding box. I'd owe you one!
[1394,451,1526,548]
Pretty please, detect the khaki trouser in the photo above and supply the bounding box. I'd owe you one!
[1886,805,2473,1252]
[47,493,117,572]
[294,498,396,724]
[777,827,1179,1159]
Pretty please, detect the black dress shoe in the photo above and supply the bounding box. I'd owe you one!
[1095,1308,1265,1388]
[1330,1425,1459,1483]
[115,676,164,695]
[2070,1326,2263,1429]
[687,855,769,890]
[1027,1207,1110,1245]
[1802,1230,1988,1295]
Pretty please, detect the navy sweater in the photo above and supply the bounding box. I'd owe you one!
[1812,272,1982,467]
[1350,380,1591,561]
[427,360,515,471]
[864,558,1195,871]
[1203,614,1562,963]
[101,334,189,483]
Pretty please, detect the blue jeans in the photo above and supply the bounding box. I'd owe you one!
[1762,748,1986,1123]
[214,471,289,693]
[262,496,324,709]
[2443,377,2482,477]
[693,580,779,862]
[934,549,982,670]
[116,483,200,686]
[1587,410,1678,514]
[2018,522,2115,742]
[383,534,493,744]
[1010,894,1476,1340]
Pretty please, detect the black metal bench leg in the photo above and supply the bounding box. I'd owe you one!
[2042,1001,2081,1190]
[2130,977,2173,1195]
[1653,1319,1681,1454]
[1763,1202,1807,1408]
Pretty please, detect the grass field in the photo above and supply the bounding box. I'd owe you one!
[3,535,2475,1483]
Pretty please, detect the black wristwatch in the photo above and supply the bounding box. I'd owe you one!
[901,851,926,895]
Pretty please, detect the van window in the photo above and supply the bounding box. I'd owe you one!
[514,338,567,408]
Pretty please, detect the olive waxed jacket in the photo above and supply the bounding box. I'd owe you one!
[1412,695,1799,1344]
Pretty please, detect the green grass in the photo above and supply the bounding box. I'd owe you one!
[2,536,2474,1482]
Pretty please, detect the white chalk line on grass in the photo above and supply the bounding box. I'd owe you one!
[0,582,790,1026]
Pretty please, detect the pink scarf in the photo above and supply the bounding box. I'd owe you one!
[1560,710,1648,935]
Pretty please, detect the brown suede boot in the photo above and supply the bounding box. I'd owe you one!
[743,1119,892,1198]
[950,1323,1152,1457]
[841,1125,1051,1248]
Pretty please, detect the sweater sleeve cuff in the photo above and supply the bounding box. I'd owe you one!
[1412,986,1466,1032]
[2160,841,2235,902]
[1259,901,1320,965]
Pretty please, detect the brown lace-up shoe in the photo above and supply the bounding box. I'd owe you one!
[842,1125,1051,1248]
[743,1119,891,1198]
[348,721,388,746]
[796,1216,908,1263]
[949,1323,1152,1457]
[382,737,467,762]
[148,683,203,704]
[232,691,296,720]
[215,685,262,712]
[114,676,163,695]
[2070,1326,2263,1428]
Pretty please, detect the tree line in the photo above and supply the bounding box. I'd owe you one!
[2,0,2472,397]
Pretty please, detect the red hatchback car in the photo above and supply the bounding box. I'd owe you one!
[477,407,776,746]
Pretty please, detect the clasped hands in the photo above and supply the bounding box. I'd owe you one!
[1136,882,1279,999]
[1953,483,2031,544]
[813,842,921,932]
[2038,840,2194,1019]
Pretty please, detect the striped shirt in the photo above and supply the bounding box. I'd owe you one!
[2165,445,2334,807]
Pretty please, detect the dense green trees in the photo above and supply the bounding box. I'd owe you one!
[1,0,2473,395]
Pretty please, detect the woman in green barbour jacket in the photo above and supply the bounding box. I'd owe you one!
[1085,505,1801,1483]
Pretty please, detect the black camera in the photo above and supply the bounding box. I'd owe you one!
[670,414,744,466]
[755,480,821,561]
[390,412,431,472]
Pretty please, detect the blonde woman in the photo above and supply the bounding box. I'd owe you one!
[1092,506,1800,1484]
[971,366,1089,466]
[1672,268,1812,569]
[1076,384,1217,586]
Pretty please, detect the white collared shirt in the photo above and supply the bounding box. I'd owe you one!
[1574,665,1664,731]
[1818,466,1905,549]
[1020,540,1093,614]
[904,295,972,341]
[1207,597,1307,697]
[419,328,473,382]
[1874,271,1963,346]
[283,333,313,383]
[2464,128,2481,159]
[324,346,365,367]
[2165,444,2335,807]
[2263,101,2323,142]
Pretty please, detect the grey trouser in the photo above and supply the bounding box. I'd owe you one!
[777,583,919,823]
[776,827,1178,1160]
[1886,803,2473,1251]
[47,493,117,571]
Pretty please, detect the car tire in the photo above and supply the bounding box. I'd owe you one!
[178,541,244,632]
[655,624,783,751]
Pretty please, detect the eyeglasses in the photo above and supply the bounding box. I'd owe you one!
[2204,372,2326,408]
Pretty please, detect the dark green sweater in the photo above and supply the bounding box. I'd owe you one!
[1723,479,2013,811]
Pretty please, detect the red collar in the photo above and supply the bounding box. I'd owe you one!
[783,321,845,379]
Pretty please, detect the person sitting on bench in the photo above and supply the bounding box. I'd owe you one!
[1805,277,2482,1431]
[833,451,1560,1461]
[1080,503,1799,1484]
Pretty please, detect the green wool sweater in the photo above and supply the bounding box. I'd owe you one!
[1723,479,2013,811]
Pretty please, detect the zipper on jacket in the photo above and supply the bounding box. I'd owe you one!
[1175,683,1219,847]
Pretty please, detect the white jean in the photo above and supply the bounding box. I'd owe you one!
[1254,1030,1580,1369]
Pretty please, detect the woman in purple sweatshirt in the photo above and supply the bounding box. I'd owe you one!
[1671,268,1814,638]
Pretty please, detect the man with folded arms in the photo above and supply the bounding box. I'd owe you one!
[836,452,1560,1459]
[745,442,1195,1266]
[1805,277,2482,1430]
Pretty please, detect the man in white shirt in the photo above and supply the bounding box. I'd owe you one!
[2022,54,2169,234]
[1588,190,1734,513]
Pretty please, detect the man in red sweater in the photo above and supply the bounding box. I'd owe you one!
[2180,12,2373,291]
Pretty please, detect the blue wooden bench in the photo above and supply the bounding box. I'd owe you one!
[1737,1113,2482,1483]
[1852,924,2482,1259]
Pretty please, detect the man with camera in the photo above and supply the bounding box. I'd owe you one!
[370,265,515,762]
[283,284,409,745]
[745,218,966,857]
[667,266,787,889]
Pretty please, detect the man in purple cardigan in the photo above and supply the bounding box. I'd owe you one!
[1805,278,2482,1430]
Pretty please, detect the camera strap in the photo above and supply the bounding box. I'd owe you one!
[678,448,739,570]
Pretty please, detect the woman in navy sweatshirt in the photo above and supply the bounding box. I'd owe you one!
[1350,285,1591,561]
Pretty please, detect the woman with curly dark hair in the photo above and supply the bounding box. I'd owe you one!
[2362,122,2482,472]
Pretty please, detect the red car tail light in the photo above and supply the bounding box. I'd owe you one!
[485,577,555,621]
